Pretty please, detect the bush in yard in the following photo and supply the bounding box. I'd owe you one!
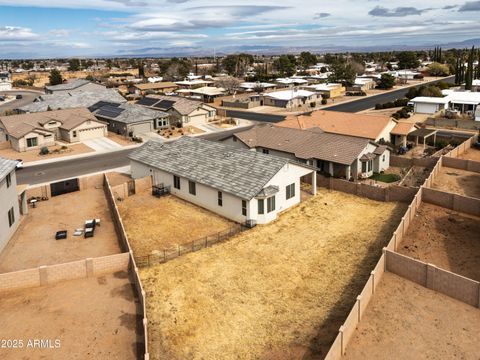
[61,145,68,150]
[377,73,396,89]
[39,147,49,155]
[321,99,327,105]
[310,102,316,107]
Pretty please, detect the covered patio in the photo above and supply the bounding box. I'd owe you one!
[409,128,438,150]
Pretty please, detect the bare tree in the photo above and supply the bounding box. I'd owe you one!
[215,77,241,95]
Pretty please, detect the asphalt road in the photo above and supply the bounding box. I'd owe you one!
[16,126,256,185]
[324,76,455,113]
[0,90,42,113]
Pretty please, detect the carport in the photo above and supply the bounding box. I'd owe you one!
[409,128,437,149]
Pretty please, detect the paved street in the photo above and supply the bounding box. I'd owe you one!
[0,90,42,113]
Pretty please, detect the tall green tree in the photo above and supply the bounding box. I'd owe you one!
[377,73,396,89]
[221,53,254,77]
[273,55,297,77]
[465,46,475,90]
[396,51,420,69]
[49,69,63,85]
[299,51,317,69]
[328,60,356,87]
[68,59,80,71]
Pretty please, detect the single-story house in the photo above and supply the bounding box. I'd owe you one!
[129,136,316,225]
[136,96,216,127]
[262,89,320,108]
[409,96,450,114]
[0,157,23,253]
[303,83,345,98]
[239,82,277,92]
[177,86,226,103]
[0,108,107,152]
[90,102,169,137]
[45,79,107,94]
[390,122,419,147]
[275,78,309,86]
[18,89,126,113]
[0,72,12,91]
[222,124,390,180]
[175,79,214,89]
[278,111,397,143]
[347,78,376,92]
[133,82,178,95]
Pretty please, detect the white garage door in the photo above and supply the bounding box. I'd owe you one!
[78,126,106,141]
[188,114,207,126]
[415,103,437,114]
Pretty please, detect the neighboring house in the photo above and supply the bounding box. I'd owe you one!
[222,124,390,180]
[0,72,12,91]
[0,108,107,152]
[303,83,345,98]
[133,82,178,95]
[177,86,226,103]
[275,78,309,86]
[18,89,126,113]
[175,79,214,89]
[278,111,397,143]
[347,78,377,92]
[262,89,320,109]
[409,96,450,114]
[90,101,169,137]
[45,79,107,94]
[390,122,419,147]
[0,157,22,253]
[239,82,277,92]
[129,137,315,225]
[136,96,216,127]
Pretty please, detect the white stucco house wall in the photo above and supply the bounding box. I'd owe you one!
[129,137,315,225]
[0,158,21,253]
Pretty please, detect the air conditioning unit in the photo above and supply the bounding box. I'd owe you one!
[245,220,257,228]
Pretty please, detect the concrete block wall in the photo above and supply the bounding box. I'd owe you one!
[422,187,480,217]
[0,253,130,294]
[442,156,480,173]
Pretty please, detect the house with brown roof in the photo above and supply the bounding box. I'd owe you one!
[390,121,419,147]
[0,108,107,152]
[222,124,390,180]
[278,110,397,143]
[133,82,179,95]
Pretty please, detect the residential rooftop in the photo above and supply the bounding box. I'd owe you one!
[90,102,168,124]
[0,157,16,181]
[136,95,210,115]
[45,79,92,92]
[128,136,294,200]
[264,89,315,101]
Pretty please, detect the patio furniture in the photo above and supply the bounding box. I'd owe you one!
[55,230,67,240]
[73,229,83,236]
[30,199,38,208]
[84,228,94,238]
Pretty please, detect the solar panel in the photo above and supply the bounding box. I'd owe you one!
[88,101,120,112]
[153,100,175,109]
[137,97,160,107]
[96,105,125,118]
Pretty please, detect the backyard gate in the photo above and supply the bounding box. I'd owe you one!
[50,178,79,197]
[127,180,136,196]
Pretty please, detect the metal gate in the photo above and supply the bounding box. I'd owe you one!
[50,178,79,197]
[127,180,135,196]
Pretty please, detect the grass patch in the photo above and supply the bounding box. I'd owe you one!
[370,173,401,183]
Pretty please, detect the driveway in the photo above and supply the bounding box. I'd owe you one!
[0,90,43,113]
[83,137,123,152]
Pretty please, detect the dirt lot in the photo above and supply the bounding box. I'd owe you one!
[140,189,407,360]
[432,166,480,198]
[0,271,142,360]
[457,147,480,161]
[108,132,137,146]
[0,143,94,162]
[0,188,121,273]
[398,203,480,281]
[106,171,132,187]
[117,192,234,255]
[343,272,480,360]
[400,165,430,187]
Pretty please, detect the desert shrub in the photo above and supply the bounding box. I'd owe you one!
[39,147,49,155]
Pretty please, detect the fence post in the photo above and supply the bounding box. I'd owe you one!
[339,325,346,355]
[356,295,362,322]
[370,271,375,293]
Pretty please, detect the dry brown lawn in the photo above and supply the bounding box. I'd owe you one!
[140,189,407,360]
[0,143,94,162]
[117,193,234,255]
[343,272,480,360]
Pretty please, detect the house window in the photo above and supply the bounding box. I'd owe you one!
[262,148,269,154]
[6,173,11,188]
[267,196,276,213]
[241,200,247,216]
[218,191,223,206]
[26,137,37,148]
[188,181,196,195]
[286,183,295,200]
[382,155,385,161]
[72,131,77,137]
[173,175,181,190]
[362,161,367,173]
[8,207,15,227]
[258,199,264,214]
[368,160,372,172]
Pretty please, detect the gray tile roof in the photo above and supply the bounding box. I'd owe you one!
[137,95,205,115]
[234,124,376,165]
[45,79,90,91]
[93,102,168,124]
[128,136,292,200]
[19,90,126,113]
[0,157,16,181]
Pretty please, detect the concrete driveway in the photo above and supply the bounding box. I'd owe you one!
[83,137,123,152]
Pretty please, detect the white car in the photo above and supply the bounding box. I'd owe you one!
[15,159,24,169]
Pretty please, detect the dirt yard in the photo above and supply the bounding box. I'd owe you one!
[108,132,137,146]
[117,193,234,255]
[400,165,430,187]
[0,143,94,162]
[343,272,480,360]
[0,188,121,273]
[106,171,132,187]
[432,166,480,198]
[140,189,407,360]
[0,271,142,360]
[398,203,480,281]
[457,147,480,161]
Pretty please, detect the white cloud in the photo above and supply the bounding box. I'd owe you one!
[0,26,39,41]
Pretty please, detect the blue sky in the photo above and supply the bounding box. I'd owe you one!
[1,0,480,58]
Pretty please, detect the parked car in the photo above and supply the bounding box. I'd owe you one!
[16,94,23,99]
[0,96,5,101]
[15,159,24,169]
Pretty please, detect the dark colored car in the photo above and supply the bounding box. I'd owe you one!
[16,94,23,99]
